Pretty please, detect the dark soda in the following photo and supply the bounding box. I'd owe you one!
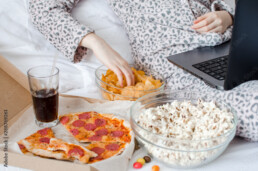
[32,89,58,122]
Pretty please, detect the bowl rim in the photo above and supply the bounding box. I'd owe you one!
[95,81,138,99]
[95,65,165,93]
[134,126,235,152]
[130,89,238,144]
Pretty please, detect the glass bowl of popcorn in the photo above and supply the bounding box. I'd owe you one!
[130,89,237,169]
[95,65,165,101]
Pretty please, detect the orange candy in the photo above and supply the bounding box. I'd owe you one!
[152,165,160,171]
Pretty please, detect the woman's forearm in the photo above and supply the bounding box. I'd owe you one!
[80,33,135,86]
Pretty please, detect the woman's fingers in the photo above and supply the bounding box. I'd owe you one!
[192,11,233,34]
[193,13,209,24]
[194,20,218,33]
[118,59,135,86]
[112,67,124,87]
[120,67,132,86]
[192,16,214,30]
[123,65,135,86]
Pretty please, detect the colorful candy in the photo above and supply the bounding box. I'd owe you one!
[133,155,153,169]
[143,156,151,163]
[152,165,160,171]
[133,162,143,169]
[137,158,145,165]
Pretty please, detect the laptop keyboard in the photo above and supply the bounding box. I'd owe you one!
[192,56,228,81]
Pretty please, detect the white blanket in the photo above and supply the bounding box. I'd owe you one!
[0,0,257,171]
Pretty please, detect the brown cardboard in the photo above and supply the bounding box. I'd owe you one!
[0,55,102,171]
[0,56,31,132]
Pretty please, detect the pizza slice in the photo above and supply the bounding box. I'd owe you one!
[59,111,131,143]
[86,142,127,164]
[17,128,54,155]
[48,138,97,163]
[17,128,97,163]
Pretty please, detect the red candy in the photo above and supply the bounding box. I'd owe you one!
[70,129,79,136]
[39,137,50,144]
[60,116,69,125]
[111,131,124,137]
[37,128,49,136]
[72,120,85,127]
[84,123,97,131]
[95,128,108,136]
[133,162,142,169]
[95,119,106,127]
[68,147,84,157]
[90,147,105,155]
[79,112,91,120]
[105,143,119,151]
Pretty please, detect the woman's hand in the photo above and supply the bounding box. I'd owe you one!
[191,11,233,34]
[81,33,134,87]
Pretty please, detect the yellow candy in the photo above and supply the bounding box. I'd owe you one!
[136,158,145,165]
[152,165,160,171]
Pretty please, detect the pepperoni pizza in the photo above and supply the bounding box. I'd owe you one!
[17,111,132,164]
[59,111,132,163]
[17,128,97,163]
[86,142,127,163]
[59,111,131,143]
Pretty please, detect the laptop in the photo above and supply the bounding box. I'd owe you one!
[167,0,258,90]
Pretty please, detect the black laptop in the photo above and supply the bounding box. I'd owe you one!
[167,0,258,90]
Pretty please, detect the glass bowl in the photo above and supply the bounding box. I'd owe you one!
[95,65,165,101]
[130,90,237,169]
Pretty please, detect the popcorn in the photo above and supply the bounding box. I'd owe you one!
[136,100,235,167]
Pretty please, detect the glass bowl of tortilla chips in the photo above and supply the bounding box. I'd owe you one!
[95,65,165,101]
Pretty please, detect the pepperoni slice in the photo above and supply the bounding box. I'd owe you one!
[84,123,97,131]
[60,116,69,125]
[79,112,91,120]
[90,147,105,155]
[95,119,106,127]
[37,128,49,136]
[72,120,85,127]
[111,131,124,137]
[105,143,120,151]
[18,144,25,149]
[68,147,84,157]
[95,128,108,136]
[90,155,103,161]
[70,129,79,136]
[88,135,102,141]
[39,137,50,144]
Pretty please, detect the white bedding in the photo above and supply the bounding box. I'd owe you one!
[0,0,257,171]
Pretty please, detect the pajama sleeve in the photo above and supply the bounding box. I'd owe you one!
[28,0,94,62]
[210,0,235,17]
[210,0,235,42]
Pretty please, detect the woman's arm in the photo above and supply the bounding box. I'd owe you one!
[81,33,135,87]
[191,0,234,34]
[28,0,134,86]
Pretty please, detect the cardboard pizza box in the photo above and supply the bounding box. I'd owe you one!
[0,55,100,171]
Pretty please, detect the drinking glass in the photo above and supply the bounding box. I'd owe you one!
[27,65,59,127]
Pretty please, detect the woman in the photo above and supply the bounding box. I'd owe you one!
[28,0,258,141]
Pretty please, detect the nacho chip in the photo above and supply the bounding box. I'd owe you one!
[100,67,163,101]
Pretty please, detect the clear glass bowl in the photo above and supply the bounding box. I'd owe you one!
[95,65,165,101]
[130,90,237,169]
